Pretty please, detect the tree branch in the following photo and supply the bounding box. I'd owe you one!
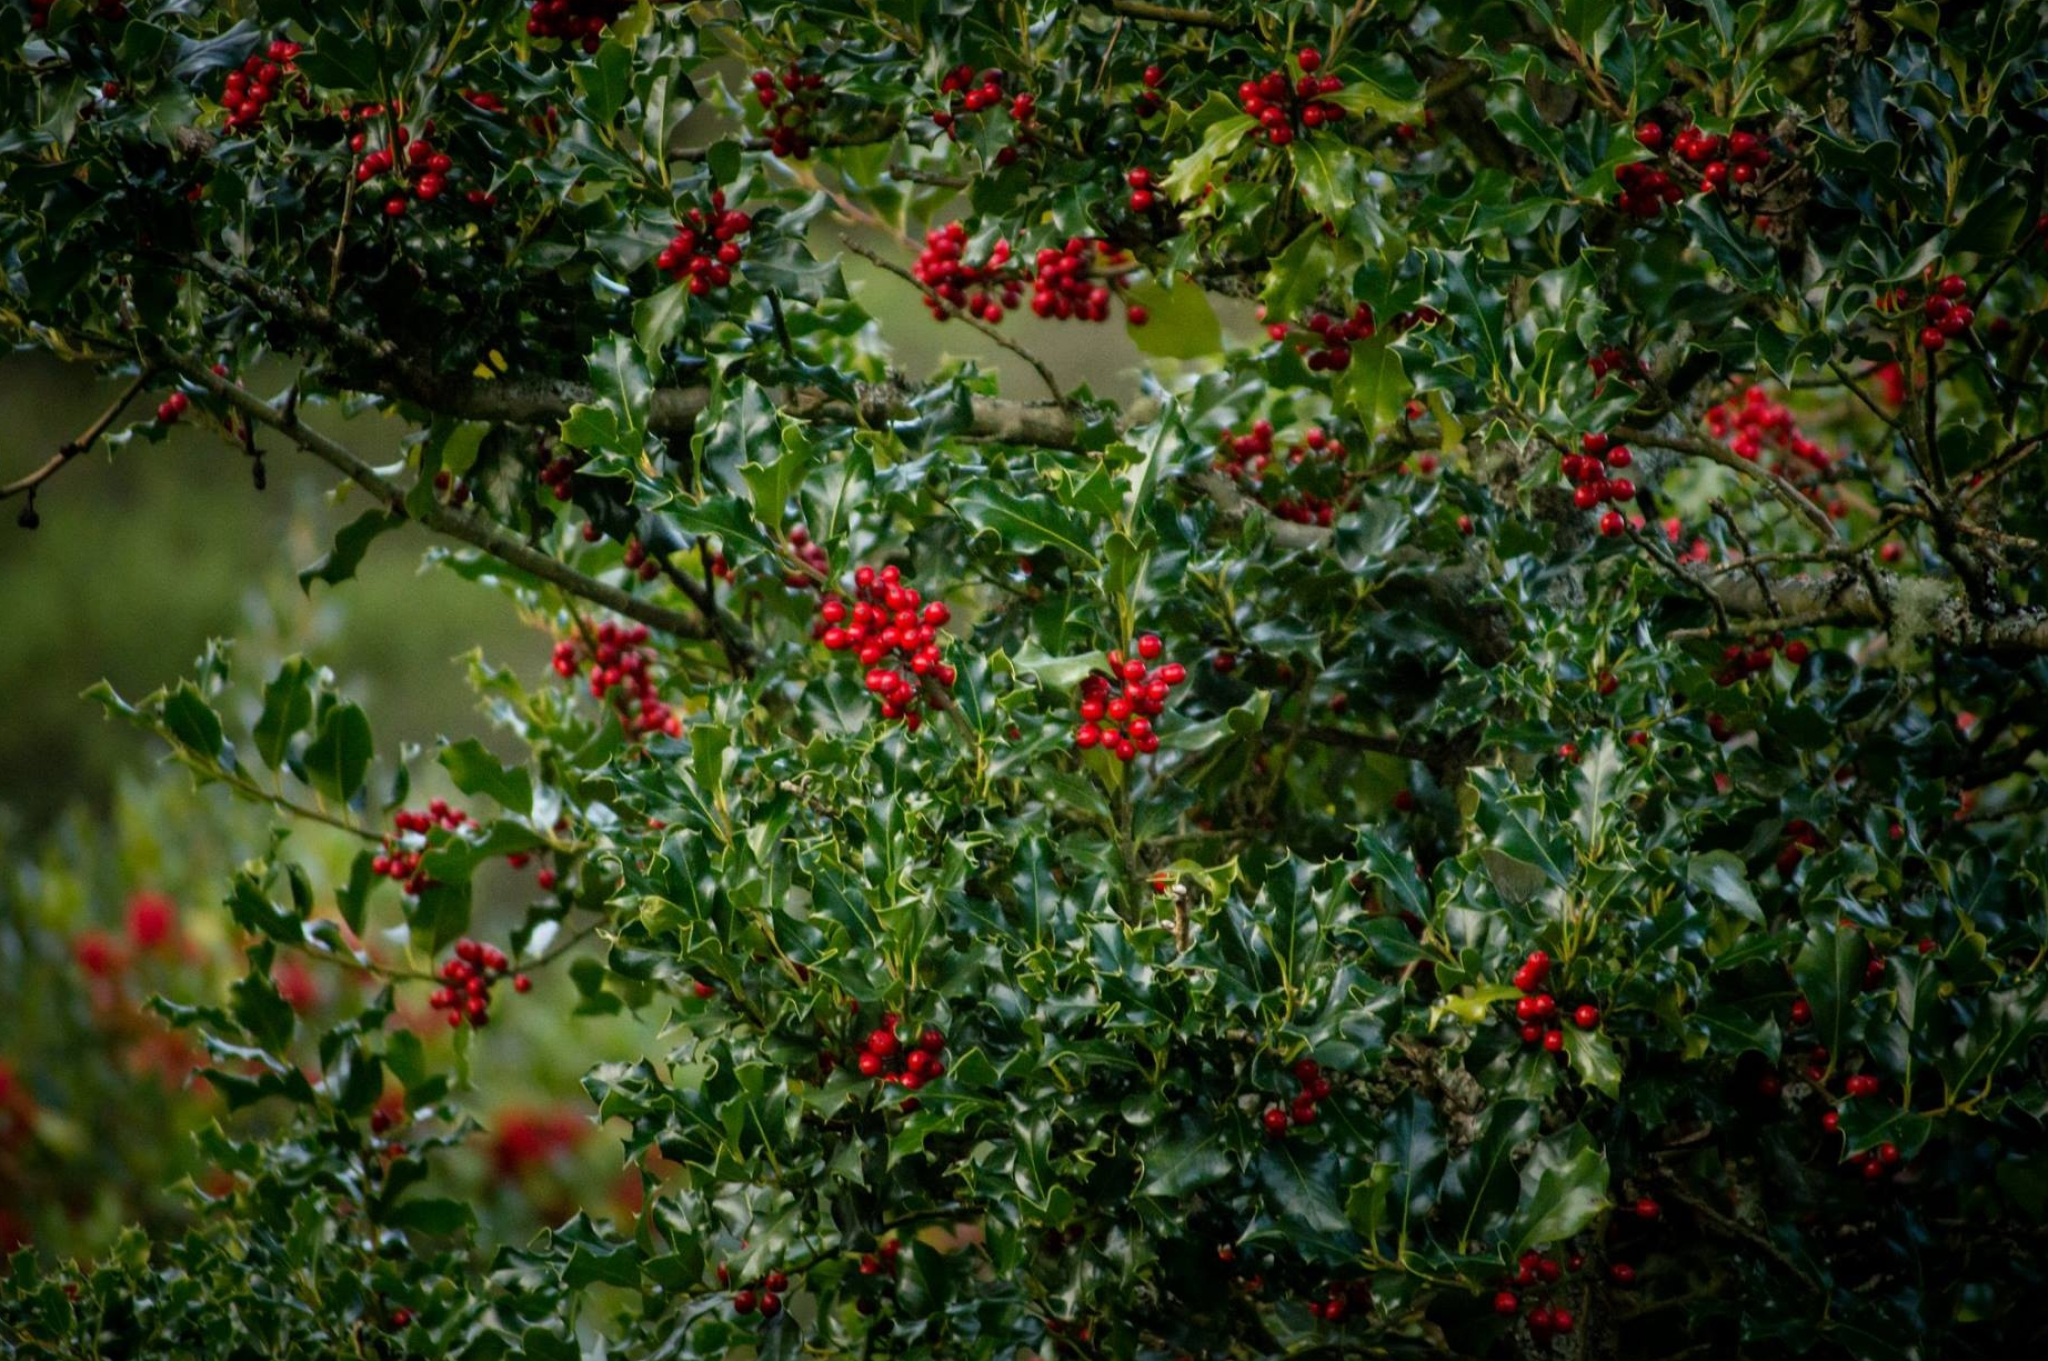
[161,350,726,647]
[1,368,154,503]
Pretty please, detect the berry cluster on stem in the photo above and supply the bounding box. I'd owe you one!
[1563,433,1639,538]
[657,190,751,296]
[931,64,1035,162]
[1073,634,1187,761]
[1261,1057,1334,1136]
[721,1265,790,1320]
[1236,49,1347,147]
[1212,421,1350,526]
[1623,116,1777,217]
[537,439,583,502]
[779,524,830,588]
[551,620,680,738]
[348,112,486,218]
[373,800,476,895]
[1493,1248,1582,1336]
[219,39,304,133]
[427,937,529,1029]
[851,1015,948,1092]
[814,565,957,732]
[749,63,827,159]
[1506,951,1599,1052]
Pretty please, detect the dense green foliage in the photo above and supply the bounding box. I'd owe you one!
[5,1,2048,1358]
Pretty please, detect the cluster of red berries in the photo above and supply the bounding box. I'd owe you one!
[910,225,1144,327]
[1131,63,1166,117]
[1236,49,1347,147]
[1705,383,1829,477]
[155,389,190,425]
[1611,159,1683,219]
[431,469,472,506]
[1713,631,1810,691]
[932,64,1034,151]
[1626,118,1775,212]
[524,0,634,52]
[428,938,529,1030]
[1586,344,1637,380]
[1659,516,1712,564]
[538,441,582,502]
[657,191,751,296]
[1124,165,1167,218]
[851,1017,948,1090]
[855,1236,904,1280]
[1305,1278,1372,1323]
[619,537,663,583]
[1507,951,1599,1051]
[218,38,303,132]
[1285,303,1377,372]
[352,125,469,220]
[551,620,681,738]
[749,64,828,160]
[1031,238,1141,323]
[1490,1251,1581,1336]
[779,524,830,588]
[912,224,1020,323]
[1212,421,1348,526]
[1260,1057,1333,1136]
[1563,433,1638,537]
[814,565,957,732]
[372,800,475,896]
[1073,634,1187,762]
[719,1265,790,1320]
[1913,273,1975,352]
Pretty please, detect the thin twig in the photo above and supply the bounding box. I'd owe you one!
[161,350,730,648]
[1,368,154,502]
[839,235,1068,405]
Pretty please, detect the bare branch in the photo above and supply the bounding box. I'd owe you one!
[161,349,727,647]
[2,368,155,504]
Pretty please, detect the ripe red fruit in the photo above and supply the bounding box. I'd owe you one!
[857,1051,884,1077]
[867,1027,900,1056]
[1610,1262,1636,1285]
[1634,1196,1660,1220]
[920,1027,945,1052]
[1790,998,1812,1026]
[759,1292,782,1318]
[1542,1029,1565,1052]
[1879,1141,1901,1165]
[732,1290,757,1314]
[1573,1005,1599,1029]
[1599,510,1625,537]
[1262,1106,1289,1135]
[1920,326,1946,352]
[1493,1291,1519,1315]
[1937,273,1968,299]
[1635,121,1663,149]
[764,1271,788,1292]
[1822,1110,1840,1132]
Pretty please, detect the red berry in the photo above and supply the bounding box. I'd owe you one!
[1573,1005,1599,1029]
[1634,1196,1659,1220]
[1262,1106,1289,1135]
[1493,1291,1519,1316]
[1297,48,1322,72]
